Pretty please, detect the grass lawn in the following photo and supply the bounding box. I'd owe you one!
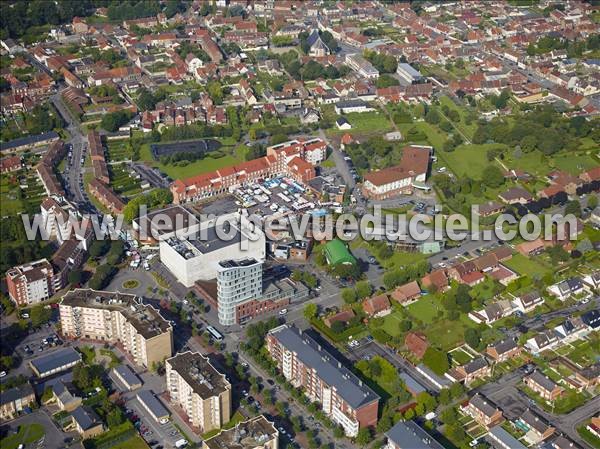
[449,347,474,365]
[0,175,24,217]
[333,111,393,134]
[109,435,150,449]
[578,422,600,449]
[503,149,598,178]
[503,254,552,279]
[438,96,477,139]
[565,338,598,368]
[436,143,509,179]
[1,424,45,449]
[423,314,478,352]
[351,237,427,270]
[202,410,246,440]
[380,311,404,337]
[139,143,247,179]
[406,295,442,324]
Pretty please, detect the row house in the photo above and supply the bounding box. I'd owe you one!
[486,339,522,363]
[447,357,491,385]
[461,394,503,429]
[516,409,555,445]
[88,179,126,214]
[526,329,560,355]
[524,370,563,401]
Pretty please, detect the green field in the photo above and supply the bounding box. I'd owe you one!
[1,424,45,449]
[381,312,404,337]
[139,144,248,179]
[423,314,478,352]
[503,150,598,177]
[438,96,477,139]
[436,143,509,179]
[0,172,48,217]
[109,435,150,449]
[503,253,552,279]
[565,338,598,368]
[406,295,442,324]
[331,111,393,134]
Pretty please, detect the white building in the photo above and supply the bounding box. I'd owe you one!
[159,213,266,287]
[345,53,379,79]
[217,258,263,325]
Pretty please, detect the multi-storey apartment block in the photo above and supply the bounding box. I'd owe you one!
[59,289,173,368]
[6,259,57,306]
[166,351,231,433]
[266,325,379,437]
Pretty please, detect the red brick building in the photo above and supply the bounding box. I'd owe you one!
[266,325,379,437]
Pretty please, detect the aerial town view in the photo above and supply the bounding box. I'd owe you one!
[0,1,599,449]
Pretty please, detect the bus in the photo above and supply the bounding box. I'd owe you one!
[206,325,224,341]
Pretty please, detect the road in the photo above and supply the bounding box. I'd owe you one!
[50,91,87,204]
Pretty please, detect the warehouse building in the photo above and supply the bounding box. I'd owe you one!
[136,390,170,424]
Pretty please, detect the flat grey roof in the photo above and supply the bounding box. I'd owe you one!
[385,420,444,449]
[487,425,527,449]
[30,347,82,376]
[399,372,426,395]
[270,325,379,409]
[397,62,423,78]
[113,364,142,388]
[136,390,170,419]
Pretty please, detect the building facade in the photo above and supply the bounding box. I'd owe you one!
[6,259,58,306]
[166,351,231,433]
[217,258,264,325]
[266,325,379,437]
[59,289,173,368]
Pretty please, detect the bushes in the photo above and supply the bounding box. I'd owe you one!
[88,265,116,290]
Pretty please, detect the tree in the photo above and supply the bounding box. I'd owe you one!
[423,347,449,376]
[206,80,223,104]
[331,320,346,334]
[68,270,82,286]
[30,304,51,329]
[587,195,598,209]
[341,288,358,304]
[355,427,372,446]
[482,165,505,188]
[425,108,440,125]
[303,303,318,321]
[565,200,581,217]
[464,328,482,350]
[100,110,133,132]
[355,280,372,299]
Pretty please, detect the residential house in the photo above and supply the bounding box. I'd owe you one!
[70,406,105,439]
[0,382,35,421]
[525,330,560,355]
[581,309,600,330]
[447,357,491,385]
[385,420,445,449]
[554,317,588,342]
[547,277,585,301]
[421,269,449,292]
[516,409,555,445]
[404,332,429,359]
[469,300,514,325]
[52,379,82,412]
[362,294,391,318]
[461,394,504,429]
[524,370,563,401]
[390,281,421,306]
[336,116,352,130]
[582,271,600,291]
[323,309,355,329]
[512,291,544,313]
[516,239,546,257]
[476,201,504,217]
[498,187,533,205]
[486,339,522,363]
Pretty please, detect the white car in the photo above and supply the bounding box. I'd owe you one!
[0,371,6,378]
[279,308,288,315]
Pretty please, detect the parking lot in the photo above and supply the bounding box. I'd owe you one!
[123,395,186,448]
